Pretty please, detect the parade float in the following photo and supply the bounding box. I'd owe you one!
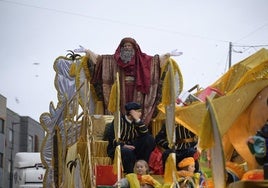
[39,48,268,188]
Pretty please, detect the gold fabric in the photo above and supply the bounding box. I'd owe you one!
[224,86,268,169]
[95,101,104,115]
[161,58,184,150]
[158,48,268,169]
[163,153,177,184]
[113,145,122,174]
[92,157,112,166]
[91,140,109,157]
[91,115,114,140]
[161,58,183,105]
[199,107,214,149]
[107,82,117,113]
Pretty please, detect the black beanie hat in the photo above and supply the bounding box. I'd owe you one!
[125,102,141,111]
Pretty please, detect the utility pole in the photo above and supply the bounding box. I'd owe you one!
[228,42,232,69]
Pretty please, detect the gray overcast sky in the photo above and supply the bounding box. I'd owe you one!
[1,0,268,121]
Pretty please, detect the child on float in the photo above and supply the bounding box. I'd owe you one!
[162,156,203,188]
[176,157,199,188]
[113,159,162,188]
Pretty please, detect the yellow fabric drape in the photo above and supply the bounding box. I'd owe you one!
[158,48,268,176]
[126,173,140,188]
[112,146,122,174]
[161,58,181,186]
[163,154,177,184]
[162,59,176,149]
[161,58,183,105]
[199,107,214,149]
[107,82,117,113]
[108,73,122,176]
[210,48,268,94]
[125,174,162,188]
[205,98,226,188]
[158,48,268,139]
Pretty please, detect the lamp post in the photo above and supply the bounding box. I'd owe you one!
[10,122,20,188]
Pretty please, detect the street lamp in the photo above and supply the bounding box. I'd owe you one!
[10,122,20,188]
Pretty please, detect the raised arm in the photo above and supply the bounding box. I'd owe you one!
[159,49,183,67]
[73,45,99,64]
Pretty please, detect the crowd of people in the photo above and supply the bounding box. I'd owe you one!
[74,37,205,187]
[104,101,204,187]
[74,37,268,187]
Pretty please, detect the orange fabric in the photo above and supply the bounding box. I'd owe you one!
[225,161,246,180]
[241,169,264,181]
[141,175,155,185]
[176,170,194,178]
[178,157,195,168]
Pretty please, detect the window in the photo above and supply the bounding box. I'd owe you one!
[8,160,11,173]
[0,153,3,168]
[34,135,39,152]
[0,118,4,133]
[27,135,33,152]
[9,129,13,143]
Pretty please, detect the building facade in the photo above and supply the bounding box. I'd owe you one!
[0,94,6,188]
[0,94,45,188]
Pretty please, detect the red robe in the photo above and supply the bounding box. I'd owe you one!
[90,38,162,124]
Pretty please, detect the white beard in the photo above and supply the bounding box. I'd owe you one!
[120,48,135,63]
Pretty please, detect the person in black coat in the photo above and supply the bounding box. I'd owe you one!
[106,102,155,174]
[155,123,199,172]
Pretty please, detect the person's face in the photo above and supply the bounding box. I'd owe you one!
[135,161,147,175]
[123,42,134,50]
[128,109,142,120]
[120,43,135,63]
[187,164,195,173]
[135,109,142,118]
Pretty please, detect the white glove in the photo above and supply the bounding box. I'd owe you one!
[169,49,183,56]
[73,45,86,53]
